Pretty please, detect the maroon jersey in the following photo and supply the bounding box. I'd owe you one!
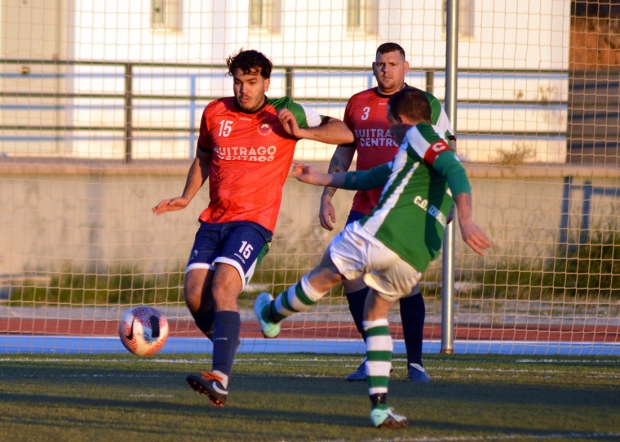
[344,87,454,215]
[343,88,399,214]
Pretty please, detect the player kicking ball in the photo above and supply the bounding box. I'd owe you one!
[254,87,491,428]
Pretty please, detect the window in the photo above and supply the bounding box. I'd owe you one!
[152,0,181,30]
[347,0,378,34]
[249,0,282,33]
[443,0,475,39]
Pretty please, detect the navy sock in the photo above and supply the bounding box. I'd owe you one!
[346,287,370,341]
[399,292,425,366]
[190,308,216,339]
[211,311,241,377]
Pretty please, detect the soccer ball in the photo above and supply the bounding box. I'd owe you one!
[118,306,169,356]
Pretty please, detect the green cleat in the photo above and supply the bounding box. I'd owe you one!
[370,407,408,428]
[254,292,280,338]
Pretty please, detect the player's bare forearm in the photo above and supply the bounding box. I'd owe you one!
[152,151,210,215]
[319,146,354,230]
[454,193,491,256]
[322,145,356,198]
[293,162,347,188]
[297,118,354,146]
[181,154,210,199]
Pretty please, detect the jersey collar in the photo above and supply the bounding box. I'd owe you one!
[374,83,409,99]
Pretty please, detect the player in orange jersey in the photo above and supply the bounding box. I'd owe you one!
[153,49,353,407]
[319,42,456,382]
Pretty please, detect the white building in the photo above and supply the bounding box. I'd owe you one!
[0,0,570,162]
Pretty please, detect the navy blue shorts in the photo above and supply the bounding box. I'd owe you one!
[345,210,367,226]
[186,221,272,289]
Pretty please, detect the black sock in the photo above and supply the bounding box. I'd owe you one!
[346,287,370,341]
[399,292,425,367]
[211,311,241,378]
[369,393,388,410]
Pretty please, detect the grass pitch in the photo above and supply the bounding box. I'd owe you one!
[0,353,618,441]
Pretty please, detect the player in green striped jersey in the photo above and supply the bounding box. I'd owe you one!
[321,43,456,382]
[254,87,490,428]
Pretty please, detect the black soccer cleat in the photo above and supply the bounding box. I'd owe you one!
[186,371,228,407]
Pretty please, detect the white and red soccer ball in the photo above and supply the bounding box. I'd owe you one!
[118,306,169,356]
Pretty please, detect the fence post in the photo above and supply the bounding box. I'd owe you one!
[124,62,133,164]
[426,71,434,95]
[285,67,294,98]
[580,181,593,244]
[441,0,459,355]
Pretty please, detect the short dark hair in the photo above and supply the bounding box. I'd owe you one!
[376,42,406,58]
[226,49,273,79]
[388,88,431,124]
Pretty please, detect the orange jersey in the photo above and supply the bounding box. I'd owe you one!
[344,87,454,215]
[197,96,324,233]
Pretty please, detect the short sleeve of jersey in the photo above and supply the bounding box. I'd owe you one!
[340,99,357,147]
[406,123,453,166]
[423,91,455,142]
[268,96,324,129]
[406,123,470,195]
[197,102,215,153]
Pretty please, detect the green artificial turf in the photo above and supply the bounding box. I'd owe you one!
[0,354,618,441]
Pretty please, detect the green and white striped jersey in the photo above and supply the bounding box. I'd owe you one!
[348,122,471,273]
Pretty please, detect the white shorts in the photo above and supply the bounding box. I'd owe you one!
[329,221,422,302]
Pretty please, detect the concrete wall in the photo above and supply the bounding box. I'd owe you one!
[1,162,618,277]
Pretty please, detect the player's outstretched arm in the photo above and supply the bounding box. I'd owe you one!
[293,161,390,191]
[293,162,339,187]
[453,193,491,256]
[152,148,211,215]
[320,145,356,231]
[278,109,354,145]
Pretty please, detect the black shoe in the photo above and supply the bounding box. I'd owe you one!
[187,371,228,407]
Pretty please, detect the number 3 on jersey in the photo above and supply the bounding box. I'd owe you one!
[361,107,370,121]
[219,120,233,137]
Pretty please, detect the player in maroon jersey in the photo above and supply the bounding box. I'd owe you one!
[319,42,456,382]
[153,49,353,406]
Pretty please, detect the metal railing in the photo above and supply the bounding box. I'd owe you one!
[1,58,571,163]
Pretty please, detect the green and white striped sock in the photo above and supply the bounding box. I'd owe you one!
[268,275,324,322]
[364,319,392,409]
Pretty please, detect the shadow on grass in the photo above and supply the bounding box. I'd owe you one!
[0,355,619,440]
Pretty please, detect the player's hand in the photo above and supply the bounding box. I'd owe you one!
[319,194,336,231]
[278,108,302,138]
[152,197,190,215]
[458,219,491,256]
[292,161,316,183]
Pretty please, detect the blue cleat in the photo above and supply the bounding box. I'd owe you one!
[370,407,408,428]
[407,363,430,382]
[254,292,280,338]
[346,358,367,381]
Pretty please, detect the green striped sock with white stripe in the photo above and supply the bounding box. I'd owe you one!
[267,275,325,322]
[363,319,393,410]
